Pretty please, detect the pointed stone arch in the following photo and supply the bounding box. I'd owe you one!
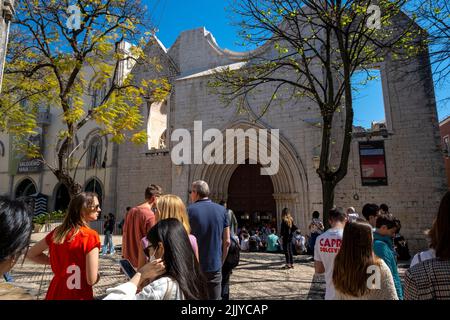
[190,119,310,232]
[14,177,38,199]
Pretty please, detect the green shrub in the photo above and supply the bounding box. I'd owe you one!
[32,210,66,225]
[32,214,47,225]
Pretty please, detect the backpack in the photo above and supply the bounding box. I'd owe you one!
[224,236,240,269]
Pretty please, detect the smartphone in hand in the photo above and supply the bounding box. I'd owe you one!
[119,259,136,279]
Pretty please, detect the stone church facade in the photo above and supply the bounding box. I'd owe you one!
[116,24,447,252]
[0,10,446,252]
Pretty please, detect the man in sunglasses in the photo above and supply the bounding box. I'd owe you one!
[122,184,162,268]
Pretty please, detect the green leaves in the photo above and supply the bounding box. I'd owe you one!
[0,0,167,191]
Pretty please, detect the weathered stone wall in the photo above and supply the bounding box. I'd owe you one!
[117,24,447,254]
[335,50,447,252]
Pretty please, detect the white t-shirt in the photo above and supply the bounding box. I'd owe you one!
[410,248,435,268]
[241,238,249,251]
[314,227,344,300]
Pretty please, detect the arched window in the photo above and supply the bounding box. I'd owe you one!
[54,184,70,212]
[147,100,168,150]
[15,178,37,199]
[85,178,103,207]
[90,79,111,108]
[0,140,5,157]
[87,136,102,169]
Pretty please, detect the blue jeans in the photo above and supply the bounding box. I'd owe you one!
[103,231,115,254]
[283,237,294,265]
[309,232,320,256]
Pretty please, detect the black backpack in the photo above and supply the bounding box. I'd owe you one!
[224,236,241,269]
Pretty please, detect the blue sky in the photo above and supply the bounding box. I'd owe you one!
[144,0,449,126]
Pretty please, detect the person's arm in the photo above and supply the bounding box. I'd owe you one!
[86,247,100,286]
[222,226,231,264]
[103,259,165,300]
[192,237,200,262]
[314,261,325,274]
[27,238,50,265]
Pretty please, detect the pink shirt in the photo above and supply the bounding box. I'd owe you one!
[122,206,155,268]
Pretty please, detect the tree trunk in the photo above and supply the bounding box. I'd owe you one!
[322,179,335,230]
[54,169,82,199]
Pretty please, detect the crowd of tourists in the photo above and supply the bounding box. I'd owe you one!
[312,196,450,300]
[1,185,449,300]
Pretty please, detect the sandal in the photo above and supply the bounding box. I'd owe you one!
[282,265,290,269]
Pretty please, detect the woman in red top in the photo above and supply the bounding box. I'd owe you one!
[28,192,101,300]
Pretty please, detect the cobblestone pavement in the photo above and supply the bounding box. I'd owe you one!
[4,232,408,300]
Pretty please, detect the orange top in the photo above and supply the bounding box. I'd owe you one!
[122,206,155,268]
[45,226,100,300]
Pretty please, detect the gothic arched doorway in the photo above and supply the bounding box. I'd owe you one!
[54,184,70,212]
[227,162,276,229]
[15,178,37,199]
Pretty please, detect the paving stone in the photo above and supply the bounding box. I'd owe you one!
[5,233,409,300]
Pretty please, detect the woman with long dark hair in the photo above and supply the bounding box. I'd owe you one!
[0,196,33,276]
[404,191,450,299]
[332,219,398,299]
[104,218,208,300]
[280,208,296,269]
[27,192,101,300]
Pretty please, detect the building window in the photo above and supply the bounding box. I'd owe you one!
[85,178,103,208]
[359,141,388,186]
[87,136,102,168]
[444,136,449,156]
[147,100,168,150]
[90,79,111,108]
[91,87,98,107]
[0,140,4,157]
[15,178,37,199]
[351,69,386,130]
